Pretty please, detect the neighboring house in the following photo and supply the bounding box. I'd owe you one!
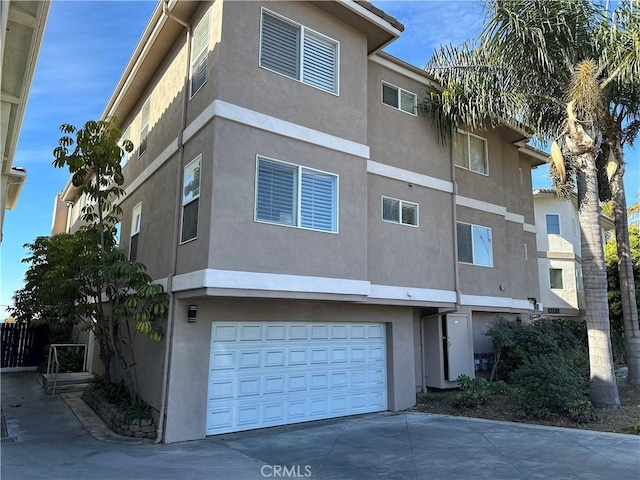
[0,0,50,242]
[533,188,614,317]
[52,0,544,443]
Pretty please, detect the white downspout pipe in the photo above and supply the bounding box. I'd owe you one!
[155,0,191,444]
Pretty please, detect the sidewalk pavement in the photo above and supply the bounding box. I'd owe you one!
[2,371,639,480]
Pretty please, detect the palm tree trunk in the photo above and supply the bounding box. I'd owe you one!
[610,148,640,386]
[576,152,621,407]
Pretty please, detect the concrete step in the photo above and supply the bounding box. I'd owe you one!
[44,383,91,395]
[42,373,93,394]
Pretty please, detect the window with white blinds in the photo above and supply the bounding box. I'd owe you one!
[256,156,337,233]
[457,222,493,267]
[381,82,417,115]
[453,130,488,175]
[190,11,210,97]
[260,9,338,94]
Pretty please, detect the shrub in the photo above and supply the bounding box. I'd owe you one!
[453,375,504,408]
[510,354,590,418]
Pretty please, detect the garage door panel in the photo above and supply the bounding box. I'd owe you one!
[207,321,387,435]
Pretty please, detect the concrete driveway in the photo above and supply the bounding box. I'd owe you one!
[2,372,639,480]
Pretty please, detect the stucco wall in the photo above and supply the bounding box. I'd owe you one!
[218,1,369,144]
[207,118,368,280]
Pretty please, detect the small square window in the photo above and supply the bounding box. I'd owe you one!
[381,82,417,115]
[457,222,493,267]
[454,130,488,175]
[546,214,560,235]
[550,268,563,289]
[382,196,418,226]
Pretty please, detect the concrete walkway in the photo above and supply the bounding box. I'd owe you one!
[1,372,639,480]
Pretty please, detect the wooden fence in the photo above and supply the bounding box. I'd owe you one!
[0,323,48,369]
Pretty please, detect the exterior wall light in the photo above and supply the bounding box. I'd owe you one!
[188,305,197,323]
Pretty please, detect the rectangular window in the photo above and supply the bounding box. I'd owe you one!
[260,9,338,94]
[546,214,560,234]
[113,222,121,247]
[119,127,131,167]
[382,196,418,226]
[453,130,488,175]
[255,156,337,233]
[190,11,210,97]
[523,243,528,261]
[381,82,417,115]
[139,99,150,156]
[457,222,493,267]
[181,155,201,243]
[549,268,563,289]
[130,203,142,261]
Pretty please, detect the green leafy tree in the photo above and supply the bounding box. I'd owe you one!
[12,118,166,403]
[424,0,639,405]
[606,226,640,335]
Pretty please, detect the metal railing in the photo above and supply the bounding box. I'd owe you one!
[47,344,88,396]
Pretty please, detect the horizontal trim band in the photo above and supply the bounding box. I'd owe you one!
[183,99,370,159]
[172,269,370,296]
[167,270,536,311]
[367,160,453,193]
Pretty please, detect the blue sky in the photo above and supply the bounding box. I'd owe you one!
[1,0,638,320]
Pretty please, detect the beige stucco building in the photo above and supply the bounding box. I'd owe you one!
[533,188,614,318]
[53,0,544,443]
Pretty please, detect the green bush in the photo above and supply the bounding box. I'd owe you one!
[453,375,506,408]
[510,354,590,418]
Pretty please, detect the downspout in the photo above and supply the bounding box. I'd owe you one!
[419,132,461,393]
[155,0,191,444]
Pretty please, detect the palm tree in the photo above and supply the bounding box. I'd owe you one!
[596,2,640,385]
[423,0,640,406]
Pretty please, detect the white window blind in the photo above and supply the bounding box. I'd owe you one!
[302,33,337,93]
[260,10,338,94]
[300,169,336,232]
[191,11,210,96]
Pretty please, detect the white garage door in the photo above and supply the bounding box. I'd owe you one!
[206,321,387,435]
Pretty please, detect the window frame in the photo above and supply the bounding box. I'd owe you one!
[381,196,419,227]
[457,221,494,268]
[454,129,489,176]
[190,10,210,98]
[254,155,339,234]
[139,98,150,156]
[180,155,202,244]
[380,81,418,116]
[259,7,340,96]
[549,267,564,290]
[130,202,142,261]
[119,126,131,167]
[545,213,561,235]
